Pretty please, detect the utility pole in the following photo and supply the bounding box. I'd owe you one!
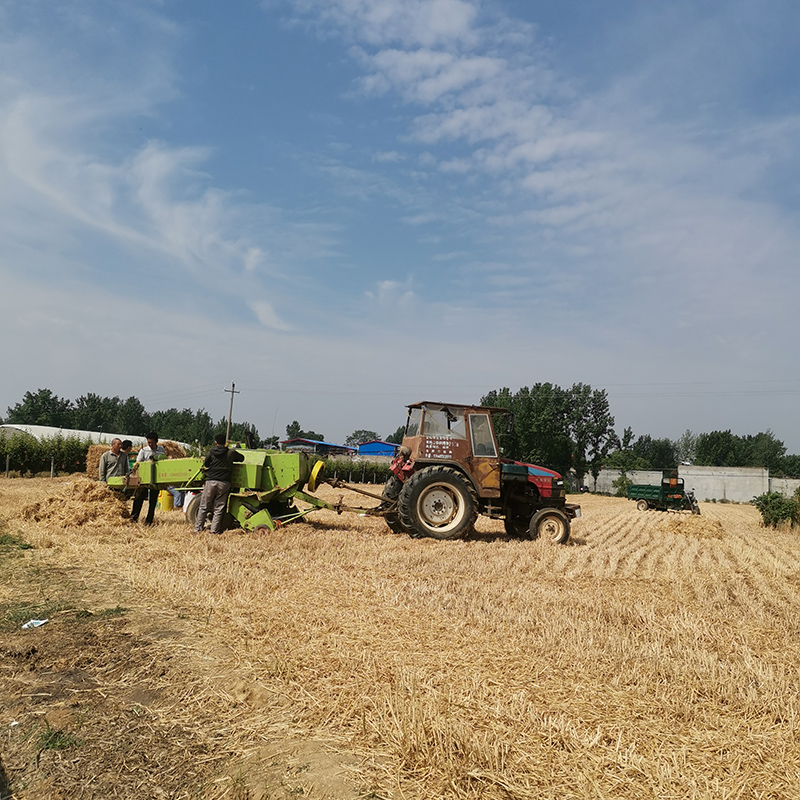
[224,382,240,443]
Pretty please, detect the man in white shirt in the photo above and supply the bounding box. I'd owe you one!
[131,432,166,525]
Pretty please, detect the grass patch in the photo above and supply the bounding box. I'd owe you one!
[0,531,33,550]
[36,721,81,753]
[75,605,128,621]
[0,599,75,632]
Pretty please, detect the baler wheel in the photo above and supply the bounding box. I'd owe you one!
[185,494,201,527]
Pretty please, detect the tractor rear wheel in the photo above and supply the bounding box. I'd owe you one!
[528,508,570,544]
[636,499,649,512]
[380,476,407,534]
[398,466,478,540]
[504,516,529,538]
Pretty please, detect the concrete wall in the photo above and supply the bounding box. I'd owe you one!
[587,465,796,504]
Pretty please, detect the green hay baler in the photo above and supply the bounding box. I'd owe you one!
[108,448,381,531]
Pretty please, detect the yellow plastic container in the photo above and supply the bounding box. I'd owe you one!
[158,490,174,511]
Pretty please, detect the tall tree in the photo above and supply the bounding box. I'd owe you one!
[741,431,785,472]
[674,429,697,464]
[72,393,121,432]
[481,384,573,476]
[6,389,74,427]
[567,383,616,486]
[284,421,324,441]
[385,425,406,444]
[346,430,380,447]
[695,430,742,466]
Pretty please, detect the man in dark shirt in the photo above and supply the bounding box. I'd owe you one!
[194,433,245,534]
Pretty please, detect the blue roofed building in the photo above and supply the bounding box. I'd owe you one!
[357,440,399,458]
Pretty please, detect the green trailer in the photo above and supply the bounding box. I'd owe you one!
[627,470,700,514]
[107,448,385,532]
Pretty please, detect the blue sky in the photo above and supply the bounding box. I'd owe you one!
[2,0,799,451]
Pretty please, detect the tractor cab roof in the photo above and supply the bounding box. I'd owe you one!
[406,401,510,415]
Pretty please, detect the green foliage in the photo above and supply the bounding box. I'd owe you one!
[605,429,678,472]
[37,721,80,752]
[6,388,73,427]
[285,421,325,441]
[674,429,697,464]
[776,454,800,478]
[752,492,799,528]
[612,472,633,497]
[385,425,405,444]
[481,383,615,479]
[0,433,88,476]
[345,429,380,447]
[322,457,392,484]
[4,388,261,447]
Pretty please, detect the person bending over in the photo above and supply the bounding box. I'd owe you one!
[194,433,245,534]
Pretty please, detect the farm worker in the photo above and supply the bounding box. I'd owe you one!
[98,438,130,483]
[194,433,245,535]
[131,432,166,526]
[120,440,134,470]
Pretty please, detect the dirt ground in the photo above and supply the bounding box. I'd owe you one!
[0,507,362,800]
[4,477,800,800]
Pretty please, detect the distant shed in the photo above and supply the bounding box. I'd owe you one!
[281,438,356,457]
[357,440,399,458]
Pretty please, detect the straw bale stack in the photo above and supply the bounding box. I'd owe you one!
[160,440,186,459]
[21,479,130,526]
[659,513,724,538]
[86,440,186,477]
[85,443,109,478]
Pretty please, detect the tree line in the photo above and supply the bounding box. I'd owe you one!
[3,389,260,447]
[5,386,800,479]
[480,384,800,481]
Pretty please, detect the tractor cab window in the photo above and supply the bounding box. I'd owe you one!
[469,414,497,457]
[421,406,466,439]
[406,407,423,437]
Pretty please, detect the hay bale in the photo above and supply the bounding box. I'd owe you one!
[161,440,186,459]
[659,513,724,539]
[85,444,108,478]
[86,440,186,478]
[21,479,131,526]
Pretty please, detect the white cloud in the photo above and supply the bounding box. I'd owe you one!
[250,300,292,331]
[293,0,479,48]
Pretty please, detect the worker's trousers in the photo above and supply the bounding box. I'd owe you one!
[194,480,231,534]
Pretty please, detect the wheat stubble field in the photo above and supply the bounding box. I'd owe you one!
[2,478,800,799]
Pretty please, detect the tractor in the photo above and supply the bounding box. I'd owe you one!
[627,470,700,514]
[380,402,580,542]
[107,401,580,542]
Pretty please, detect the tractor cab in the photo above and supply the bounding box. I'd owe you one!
[401,402,507,498]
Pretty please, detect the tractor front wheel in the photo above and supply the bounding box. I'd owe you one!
[398,466,478,540]
[504,517,529,538]
[528,508,570,544]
